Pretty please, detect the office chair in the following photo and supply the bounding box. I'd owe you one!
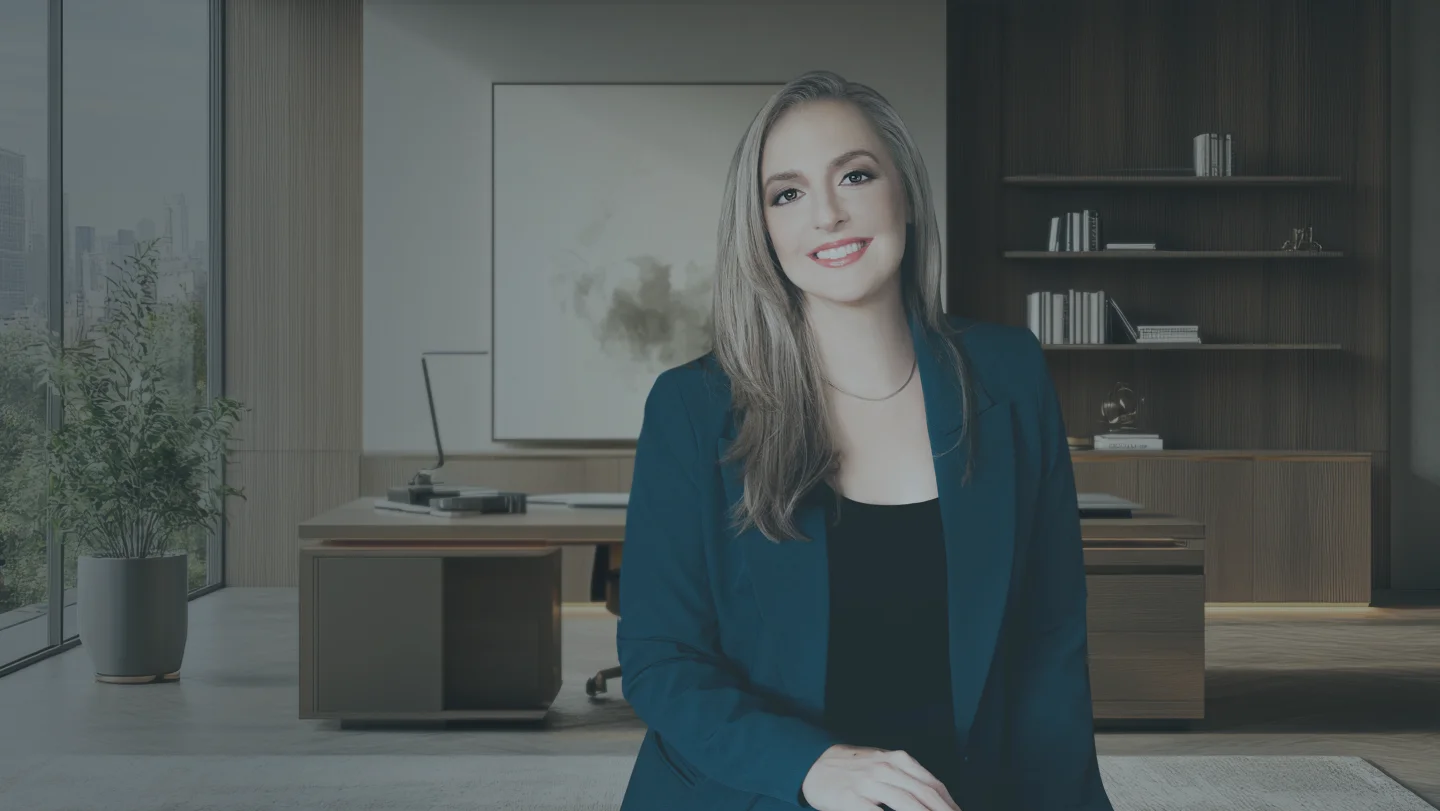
[585,543,623,696]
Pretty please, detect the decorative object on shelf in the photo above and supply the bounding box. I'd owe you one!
[1096,383,1163,449]
[1193,132,1234,176]
[1047,209,1102,251]
[1280,226,1324,251]
[1101,382,1145,432]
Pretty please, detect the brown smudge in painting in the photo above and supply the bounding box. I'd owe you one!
[571,256,712,366]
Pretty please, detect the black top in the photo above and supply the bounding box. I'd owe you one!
[822,493,962,790]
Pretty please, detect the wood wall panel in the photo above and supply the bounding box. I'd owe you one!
[1199,460,1256,602]
[227,450,314,587]
[225,0,363,586]
[1253,459,1372,602]
[949,0,1390,590]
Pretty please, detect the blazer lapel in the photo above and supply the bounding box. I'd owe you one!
[716,316,1017,745]
[911,317,1016,750]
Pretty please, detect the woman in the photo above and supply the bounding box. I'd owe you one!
[616,70,1114,811]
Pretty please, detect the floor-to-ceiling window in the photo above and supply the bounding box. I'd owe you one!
[0,0,52,670]
[0,0,224,676]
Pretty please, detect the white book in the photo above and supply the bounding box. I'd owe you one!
[1094,436,1165,450]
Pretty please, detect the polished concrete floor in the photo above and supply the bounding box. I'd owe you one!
[1,588,1436,806]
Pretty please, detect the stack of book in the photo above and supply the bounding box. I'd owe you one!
[1137,325,1200,344]
[1105,242,1155,250]
[1048,210,1102,251]
[1094,432,1163,450]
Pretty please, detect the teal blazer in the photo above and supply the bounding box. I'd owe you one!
[616,314,1114,811]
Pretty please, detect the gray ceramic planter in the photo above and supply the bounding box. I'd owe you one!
[77,553,189,683]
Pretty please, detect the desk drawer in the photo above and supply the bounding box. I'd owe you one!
[314,557,444,713]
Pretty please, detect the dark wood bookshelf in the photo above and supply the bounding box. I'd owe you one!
[1004,250,1346,260]
[1003,174,1344,187]
[947,0,1390,588]
[1042,343,1343,351]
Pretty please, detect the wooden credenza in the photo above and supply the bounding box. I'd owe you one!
[1072,450,1372,604]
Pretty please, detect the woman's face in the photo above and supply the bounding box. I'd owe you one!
[760,99,910,308]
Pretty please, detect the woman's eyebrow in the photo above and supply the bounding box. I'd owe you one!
[762,149,879,189]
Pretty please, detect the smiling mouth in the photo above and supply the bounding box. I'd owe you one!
[809,239,871,267]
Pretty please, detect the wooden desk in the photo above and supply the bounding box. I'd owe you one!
[1080,514,1207,722]
[297,499,624,725]
[298,498,1203,724]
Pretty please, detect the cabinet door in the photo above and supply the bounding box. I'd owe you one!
[314,557,443,713]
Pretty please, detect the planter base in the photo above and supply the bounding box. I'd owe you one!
[96,671,180,684]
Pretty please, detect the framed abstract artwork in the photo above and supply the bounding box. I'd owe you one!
[491,82,782,441]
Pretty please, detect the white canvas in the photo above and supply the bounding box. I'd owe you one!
[492,83,781,441]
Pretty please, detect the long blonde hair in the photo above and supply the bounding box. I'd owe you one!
[712,69,976,542]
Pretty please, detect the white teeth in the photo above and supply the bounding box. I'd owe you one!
[815,241,865,260]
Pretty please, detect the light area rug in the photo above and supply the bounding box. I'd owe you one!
[0,754,1431,811]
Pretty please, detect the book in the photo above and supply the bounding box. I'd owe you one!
[1026,289,1110,344]
[1047,210,1103,251]
[1094,435,1164,450]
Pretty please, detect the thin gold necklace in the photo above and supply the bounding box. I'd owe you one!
[825,357,917,402]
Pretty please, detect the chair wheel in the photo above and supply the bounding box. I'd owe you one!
[586,676,604,696]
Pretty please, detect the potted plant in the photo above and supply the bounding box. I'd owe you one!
[22,237,246,683]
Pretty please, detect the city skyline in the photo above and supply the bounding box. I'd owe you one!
[0,0,211,243]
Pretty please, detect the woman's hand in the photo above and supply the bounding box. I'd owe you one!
[800,744,961,811]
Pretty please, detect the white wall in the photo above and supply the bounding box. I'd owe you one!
[362,0,947,453]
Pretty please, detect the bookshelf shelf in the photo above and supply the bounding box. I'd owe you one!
[1005,250,1346,260]
[1002,175,1343,187]
[1042,343,1343,351]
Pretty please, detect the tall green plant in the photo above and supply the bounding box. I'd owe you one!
[21,238,247,559]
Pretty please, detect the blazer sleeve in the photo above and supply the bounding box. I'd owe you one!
[618,373,841,806]
[1007,338,1116,810]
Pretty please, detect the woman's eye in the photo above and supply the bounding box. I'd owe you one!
[843,170,873,184]
[772,188,800,206]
